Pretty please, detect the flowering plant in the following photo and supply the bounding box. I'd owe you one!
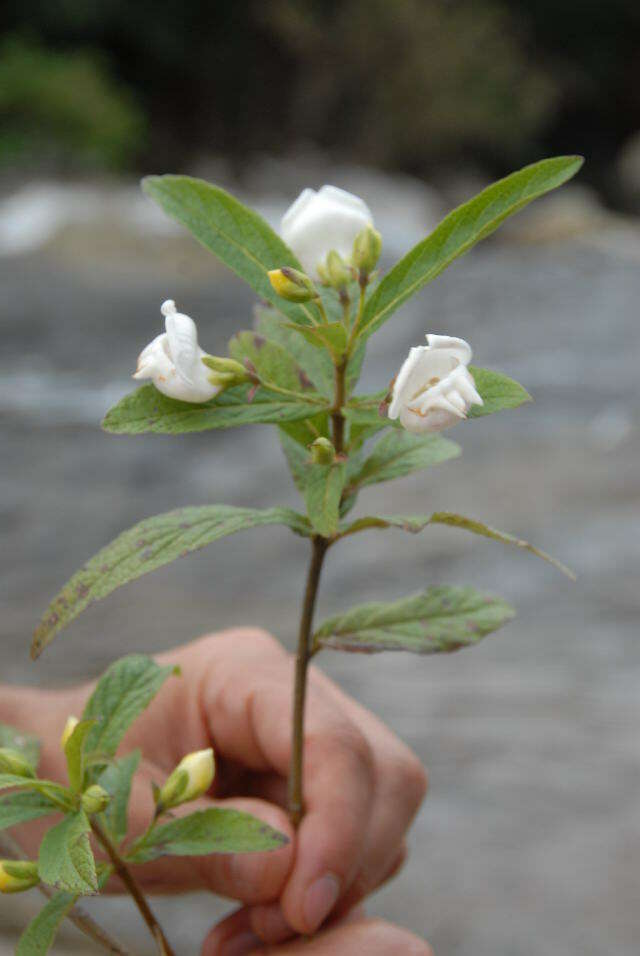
[3,155,582,954]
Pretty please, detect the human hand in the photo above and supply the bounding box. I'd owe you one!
[203,906,433,955]
[13,627,427,945]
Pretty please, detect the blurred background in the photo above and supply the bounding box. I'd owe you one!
[1,2,639,954]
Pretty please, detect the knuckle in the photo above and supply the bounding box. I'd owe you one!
[400,753,429,808]
[322,720,376,779]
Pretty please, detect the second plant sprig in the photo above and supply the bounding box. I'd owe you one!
[0,655,287,956]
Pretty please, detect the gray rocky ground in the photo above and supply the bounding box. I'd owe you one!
[1,169,639,954]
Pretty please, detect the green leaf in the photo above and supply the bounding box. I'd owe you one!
[102,383,328,436]
[16,890,77,956]
[338,514,434,537]
[304,461,347,537]
[337,511,574,578]
[0,773,39,792]
[314,586,515,655]
[358,156,584,339]
[289,322,348,359]
[279,429,312,493]
[255,308,334,398]
[0,790,58,831]
[279,413,330,452]
[428,512,575,578]
[97,750,141,845]
[346,429,460,491]
[33,506,310,656]
[38,811,97,895]
[229,330,316,394]
[0,777,70,808]
[128,808,288,863]
[142,175,316,326]
[345,338,367,396]
[63,719,97,793]
[0,723,40,771]
[468,367,532,417]
[82,656,177,761]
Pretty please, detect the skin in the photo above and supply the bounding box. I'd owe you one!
[1,628,430,953]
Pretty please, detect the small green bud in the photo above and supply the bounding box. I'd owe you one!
[322,250,352,289]
[81,784,111,815]
[0,860,40,894]
[268,267,318,303]
[201,355,251,391]
[352,225,382,275]
[309,437,336,465]
[157,748,215,813]
[0,748,35,779]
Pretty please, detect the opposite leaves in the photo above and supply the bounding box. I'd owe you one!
[314,586,515,654]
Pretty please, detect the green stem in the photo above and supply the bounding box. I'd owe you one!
[288,536,328,827]
[346,281,367,355]
[331,359,347,455]
[91,820,175,956]
[259,380,327,405]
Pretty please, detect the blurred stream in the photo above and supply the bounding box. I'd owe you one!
[1,168,639,955]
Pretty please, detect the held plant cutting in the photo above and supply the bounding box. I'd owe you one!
[2,156,582,954]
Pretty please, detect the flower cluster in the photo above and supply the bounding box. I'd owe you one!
[134,185,481,437]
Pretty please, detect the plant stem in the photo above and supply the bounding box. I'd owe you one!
[0,831,131,955]
[90,821,175,956]
[287,325,349,827]
[288,535,328,827]
[331,359,347,455]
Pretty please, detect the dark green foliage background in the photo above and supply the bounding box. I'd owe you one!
[1,0,638,184]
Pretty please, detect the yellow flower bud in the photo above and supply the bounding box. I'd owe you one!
[0,860,40,894]
[157,748,215,812]
[60,716,79,751]
[268,267,318,303]
[81,784,111,815]
[309,437,336,465]
[352,225,382,275]
[0,748,35,779]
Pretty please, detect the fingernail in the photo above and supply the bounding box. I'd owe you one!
[220,931,261,956]
[303,872,341,932]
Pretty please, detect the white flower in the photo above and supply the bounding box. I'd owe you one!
[281,185,373,277]
[388,334,483,434]
[133,300,219,403]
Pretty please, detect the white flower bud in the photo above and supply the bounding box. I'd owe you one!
[388,334,483,434]
[133,300,221,403]
[281,186,373,278]
[60,716,79,750]
[157,748,215,812]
